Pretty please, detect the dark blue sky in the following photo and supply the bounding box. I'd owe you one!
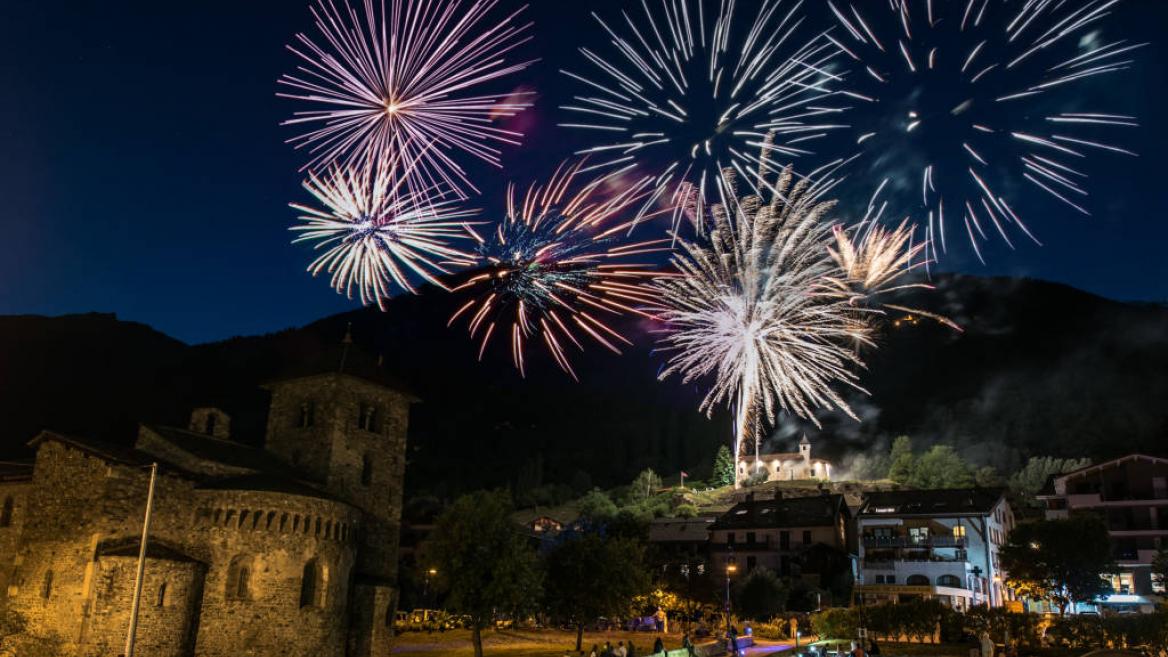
[1,0,1165,344]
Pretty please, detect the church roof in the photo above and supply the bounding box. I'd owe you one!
[140,425,290,474]
[196,474,344,503]
[741,452,802,462]
[97,537,205,564]
[29,430,158,468]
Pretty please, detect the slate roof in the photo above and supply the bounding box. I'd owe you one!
[28,430,159,468]
[142,425,291,474]
[857,488,1005,517]
[649,516,715,543]
[0,460,34,483]
[197,474,342,503]
[710,494,848,530]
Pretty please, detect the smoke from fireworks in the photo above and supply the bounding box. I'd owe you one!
[650,165,873,485]
[827,0,1143,262]
[290,154,478,308]
[448,163,670,379]
[279,0,535,199]
[560,0,849,233]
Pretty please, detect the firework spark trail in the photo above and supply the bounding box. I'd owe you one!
[827,0,1143,261]
[290,151,478,308]
[651,164,874,485]
[279,0,536,199]
[447,163,672,380]
[560,0,852,235]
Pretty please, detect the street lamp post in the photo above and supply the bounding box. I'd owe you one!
[724,563,737,632]
[424,567,437,607]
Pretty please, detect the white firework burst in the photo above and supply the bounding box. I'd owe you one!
[279,0,536,199]
[827,0,1144,262]
[650,165,872,486]
[291,155,478,308]
[560,0,849,233]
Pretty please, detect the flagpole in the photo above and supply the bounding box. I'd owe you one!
[124,462,158,657]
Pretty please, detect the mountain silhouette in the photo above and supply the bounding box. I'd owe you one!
[2,274,1165,496]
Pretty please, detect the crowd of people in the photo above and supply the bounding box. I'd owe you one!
[567,632,698,657]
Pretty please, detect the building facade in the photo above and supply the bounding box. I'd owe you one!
[736,436,833,483]
[1037,454,1167,612]
[708,492,853,599]
[855,488,1014,611]
[0,359,413,657]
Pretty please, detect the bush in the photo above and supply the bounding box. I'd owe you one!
[810,607,858,640]
[1046,611,1168,652]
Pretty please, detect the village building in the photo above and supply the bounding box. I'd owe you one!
[855,488,1014,611]
[1037,453,1167,612]
[0,349,413,657]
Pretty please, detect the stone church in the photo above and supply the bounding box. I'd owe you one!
[736,435,834,482]
[0,348,413,657]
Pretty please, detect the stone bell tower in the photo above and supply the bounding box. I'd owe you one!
[262,331,418,655]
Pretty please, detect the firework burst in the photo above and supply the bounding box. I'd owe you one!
[279,0,535,199]
[651,165,871,485]
[560,0,849,233]
[290,154,478,308]
[448,163,670,379]
[827,0,1143,262]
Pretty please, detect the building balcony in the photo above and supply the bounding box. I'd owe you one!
[862,535,966,548]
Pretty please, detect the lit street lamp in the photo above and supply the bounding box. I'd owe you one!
[424,567,437,607]
[724,562,737,633]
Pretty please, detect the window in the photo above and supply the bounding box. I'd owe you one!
[298,401,315,428]
[226,556,252,601]
[300,559,328,609]
[745,532,756,545]
[746,556,757,571]
[358,404,380,432]
[361,454,374,486]
[0,497,12,527]
[953,525,967,540]
[802,530,812,546]
[156,582,168,607]
[906,574,930,586]
[204,413,217,435]
[937,575,962,588]
[908,527,929,545]
[727,532,735,545]
[41,570,53,600]
[779,530,790,550]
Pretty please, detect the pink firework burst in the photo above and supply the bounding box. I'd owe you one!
[279,0,536,199]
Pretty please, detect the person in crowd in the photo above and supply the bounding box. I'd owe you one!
[849,641,867,657]
[868,640,881,656]
[616,640,627,657]
[727,625,740,657]
[589,644,599,657]
[652,636,665,655]
[681,632,695,657]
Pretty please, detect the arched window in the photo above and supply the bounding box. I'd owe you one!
[157,582,168,607]
[279,513,289,533]
[906,574,930,586]
[299,559,328,609]
[937,574,962,588]
[226,556,253,601]
[41,570,53,600]
[205,413,217,435]
[0,496,12,527]
[361,455,374,486]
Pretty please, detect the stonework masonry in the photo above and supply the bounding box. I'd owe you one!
[0,358,413,657]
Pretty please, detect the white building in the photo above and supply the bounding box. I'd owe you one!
[737,436,832,483]
[855,488,1014,610]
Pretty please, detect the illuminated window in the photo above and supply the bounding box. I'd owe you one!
[953,525,967,539]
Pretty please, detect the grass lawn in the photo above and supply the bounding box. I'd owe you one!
[390,628,704,657]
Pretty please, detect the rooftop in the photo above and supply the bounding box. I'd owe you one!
[710,493,848,530]
[858,488,1005,517]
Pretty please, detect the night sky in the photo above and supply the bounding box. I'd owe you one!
[1,0,1165,344]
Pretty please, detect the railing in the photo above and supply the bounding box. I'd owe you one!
[862,535,965,548]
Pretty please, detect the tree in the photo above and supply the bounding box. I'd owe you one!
[713,445,736,487]
[631,468,663,502]
[545,531,650,651]
[1007,457,1091,508]
[577,489,618,521]
[425,490,543,657]
[734,567,788,620]
[887,436,915,483]
[999,515,1116,615]
[907,445,974,489]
